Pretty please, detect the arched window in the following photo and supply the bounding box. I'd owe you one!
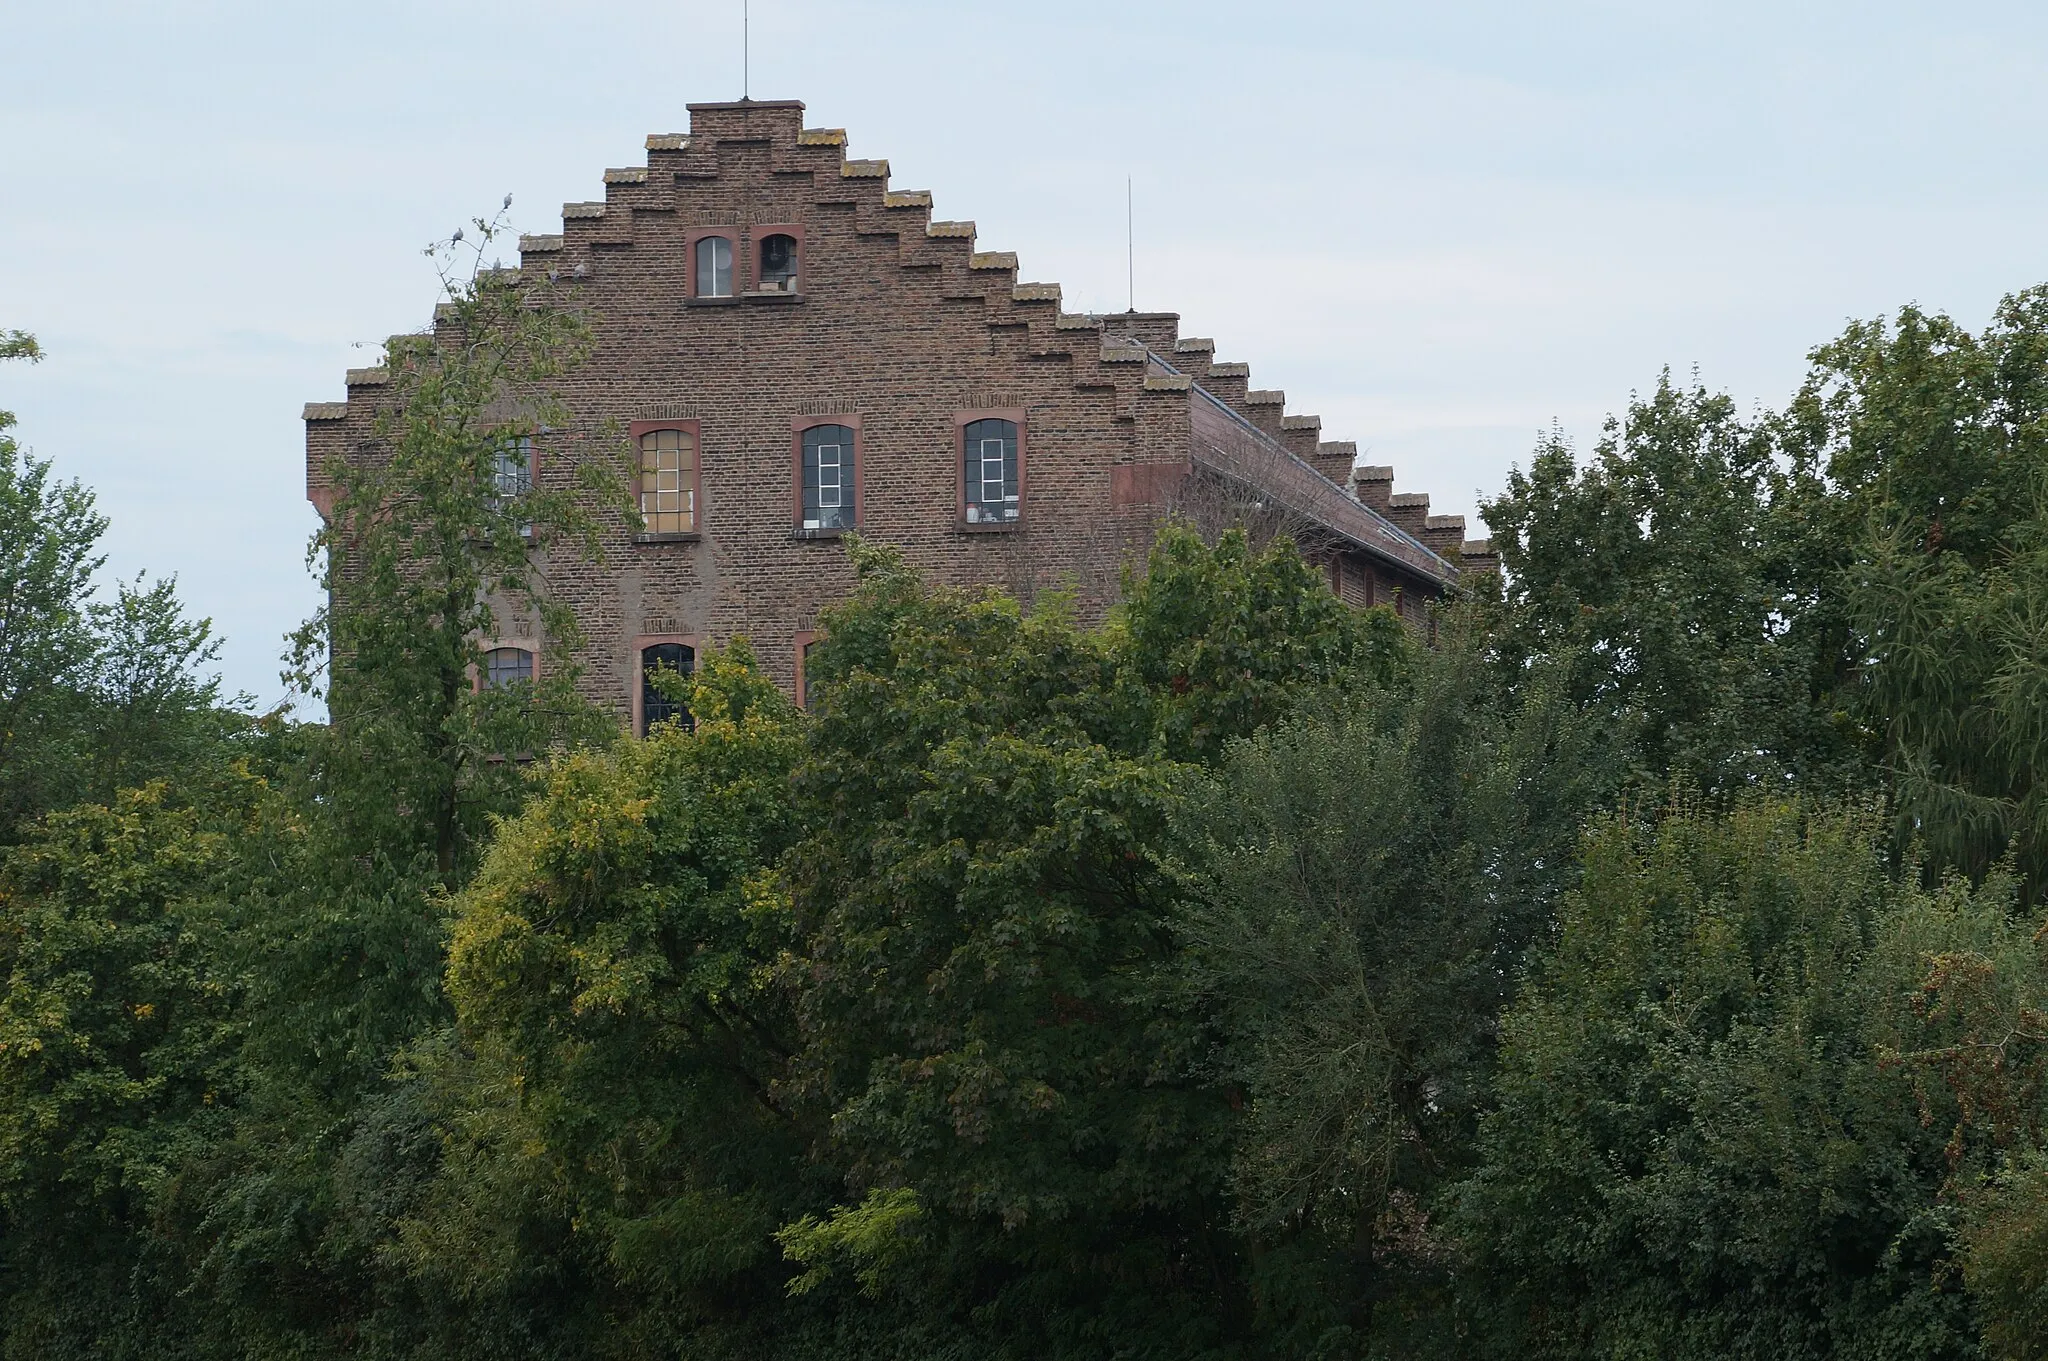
[640,643,695,735]
[801,423,855,530]
[962,418,1019,524]
[694,235,733,297]
[482,647,533,689]
[639,428,698,535]
[758,233,798,292]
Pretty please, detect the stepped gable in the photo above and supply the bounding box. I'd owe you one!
[527,101,1475,574]
[305,97,1491,710]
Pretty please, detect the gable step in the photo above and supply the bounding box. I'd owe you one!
[1311,439,1356,486]
[1244,388,1285,437]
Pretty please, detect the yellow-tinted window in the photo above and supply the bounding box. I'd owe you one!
[639,429,698,534]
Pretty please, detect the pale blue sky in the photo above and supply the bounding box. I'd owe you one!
[4,0,2046,704]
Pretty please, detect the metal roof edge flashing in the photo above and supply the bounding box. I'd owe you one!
[1136,344,1456,579]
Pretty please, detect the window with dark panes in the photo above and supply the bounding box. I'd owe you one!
[640,643,695,735]
[758,233,798,292]
[801,423,854,530]
[695,236,733,297]
[797,638,819,708]
[962,418,1019,524]
[483,647,533,689]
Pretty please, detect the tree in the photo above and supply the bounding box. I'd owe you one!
[174,211,628,1358]
[1479,374,1860,797]
[79,574,241,807]
[0,330,105,837]
[1171,619,1607,1345]
[1456,798,2011,1360]
[775,529,1404,1358]
[392,642,814,1357]
[0,779,265,1359]
[1787,288,2048,894]
[288,209,623,888]
[0,331,243,838]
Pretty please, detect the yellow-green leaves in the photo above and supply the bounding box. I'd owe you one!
[775,1187,924,1298]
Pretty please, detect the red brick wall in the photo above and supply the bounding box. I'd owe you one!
[305,99,1471,717]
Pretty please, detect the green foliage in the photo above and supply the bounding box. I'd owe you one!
[0,331,244,841]
[1481,374,1860,795]
[0,436,106,835]
[778,1188,926,1298]
[1116,524,1407,760]
[0,778,263,1358]
[0,331,39,368]
[20,263,2048,1361]
[288,214,623,887]
[1457,799,2021,1359]
[395,641,810,1351]
[1787,290,2048,890]
[164,219,631,1358]
[1172,618,1609,1347]
[776,527,1405,1358]
[1966,1152,2048,1361]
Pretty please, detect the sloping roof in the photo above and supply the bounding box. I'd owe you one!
[1137,346,1456,582]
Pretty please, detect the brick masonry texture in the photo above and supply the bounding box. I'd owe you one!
[304,99,1498,715]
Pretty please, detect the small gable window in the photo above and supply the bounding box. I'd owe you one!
[482,646,533,689]
[695,236,734,297]
[640,642,695,735]
[758,233,799,292]
[639,427,699,535]
[801,423,855,531]
[962,417,1020,525]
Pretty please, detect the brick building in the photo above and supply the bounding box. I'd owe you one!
[304,99,1495,727]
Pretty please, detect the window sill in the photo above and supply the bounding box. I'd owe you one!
[744,289,805,304]
[792,526,851,540]
[956,519,1024,534]
[634,531,702,544]
[685,295,741,308]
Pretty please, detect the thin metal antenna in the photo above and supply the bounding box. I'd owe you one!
[743,0,750,99]
[1126,175,1134,312]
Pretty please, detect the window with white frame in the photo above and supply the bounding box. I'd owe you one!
[962,418,1019,524]
[694,236,734,297]
[801,423,854,530]
[490,434,533,535]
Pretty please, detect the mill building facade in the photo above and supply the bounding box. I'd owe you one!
[304,98,1495,727]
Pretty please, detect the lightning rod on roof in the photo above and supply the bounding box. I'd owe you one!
[1127,175,1134,313]
[743,0,749,99]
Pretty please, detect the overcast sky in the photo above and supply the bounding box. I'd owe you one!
[4,0,2047,705]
